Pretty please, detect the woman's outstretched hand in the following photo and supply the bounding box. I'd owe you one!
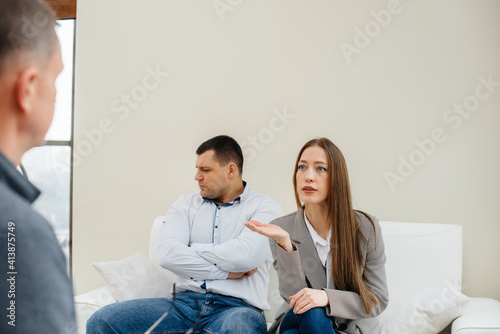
[289,288,329,314]
[244,220,293,252]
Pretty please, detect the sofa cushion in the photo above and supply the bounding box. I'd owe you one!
[378,280,470,334]
[380,222,463,299]
[451,298,500,333]
[93,252,175,302]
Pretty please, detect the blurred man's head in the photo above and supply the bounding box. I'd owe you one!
[0,0,59,76]
[0,0,61,164]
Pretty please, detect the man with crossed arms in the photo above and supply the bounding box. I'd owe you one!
[87,135,282,333]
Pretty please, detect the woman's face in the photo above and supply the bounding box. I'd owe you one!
[296,145,330,206]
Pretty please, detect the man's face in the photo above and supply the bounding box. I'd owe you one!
[31,40,63,146]
[194,150,231,202]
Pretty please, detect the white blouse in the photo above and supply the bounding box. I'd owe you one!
[303,211,333,288]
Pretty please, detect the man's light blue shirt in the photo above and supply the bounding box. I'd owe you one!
[157,183,283,310]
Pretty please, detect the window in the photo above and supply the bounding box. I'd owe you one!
[21,19,75,274]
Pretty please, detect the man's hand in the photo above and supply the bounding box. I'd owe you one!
[289,288,329,314]
[227,267,258,279]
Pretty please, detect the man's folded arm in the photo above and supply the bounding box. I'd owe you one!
[158,237,229,280]
[189,229,269,272]
[190,199,283,272]
[157,197,229,280]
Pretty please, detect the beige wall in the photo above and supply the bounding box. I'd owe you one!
[73,0,500,300]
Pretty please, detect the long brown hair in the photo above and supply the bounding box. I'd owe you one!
[293,137,378,314]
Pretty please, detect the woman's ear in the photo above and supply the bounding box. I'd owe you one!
[15,66,38,115]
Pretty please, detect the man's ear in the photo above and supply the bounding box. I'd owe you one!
[227,162,238,178]
[15,66,38,115]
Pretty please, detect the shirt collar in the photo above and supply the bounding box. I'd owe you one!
[0,150,40,203]
[303,210,330,248]
[203,181,247,207]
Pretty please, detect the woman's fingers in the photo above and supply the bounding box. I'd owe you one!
[244,221,293,251]
[244,221,284,238]
[290,288,329,314]
[243,221,266,234]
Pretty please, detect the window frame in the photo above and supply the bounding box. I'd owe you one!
[32,10,77,275]
[46,0,77,19]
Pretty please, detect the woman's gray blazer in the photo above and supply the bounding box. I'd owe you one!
[267,209,389,334]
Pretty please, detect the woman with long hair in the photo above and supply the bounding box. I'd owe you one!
[245,138,389,333]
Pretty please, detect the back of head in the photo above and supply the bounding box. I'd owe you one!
[196,135,244,174]
[0,0,58,76]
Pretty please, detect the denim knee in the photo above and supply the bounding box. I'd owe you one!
[86,308,118,334]
[300,306,329,322]
[215,307,266,334]
[280,307,335,334]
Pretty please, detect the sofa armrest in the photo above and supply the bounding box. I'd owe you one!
[452,298,500,334]
[74,287,117,334]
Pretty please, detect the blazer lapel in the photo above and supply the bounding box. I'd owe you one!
[290,209,327,289]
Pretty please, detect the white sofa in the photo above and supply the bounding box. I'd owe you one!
[74,217,500,334]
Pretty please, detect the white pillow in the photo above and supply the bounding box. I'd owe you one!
[93,252,174,302]
[378,281,470,334]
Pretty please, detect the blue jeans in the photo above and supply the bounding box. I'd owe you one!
[279,307,337,334]
[86,291,267,334]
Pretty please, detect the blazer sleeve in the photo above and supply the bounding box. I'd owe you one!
[270,238,308,302]
[324,214,389,320]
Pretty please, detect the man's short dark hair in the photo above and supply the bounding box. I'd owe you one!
[0,0,58,75]
[196,135,244,174]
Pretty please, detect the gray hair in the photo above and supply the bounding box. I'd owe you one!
[0,0,59,74]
